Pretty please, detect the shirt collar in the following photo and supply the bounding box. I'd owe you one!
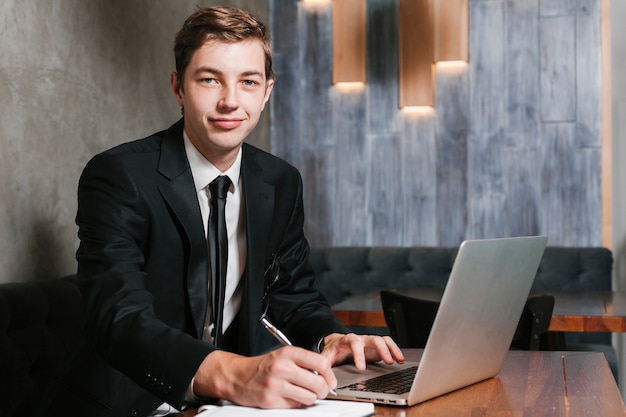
[183,130,242,193]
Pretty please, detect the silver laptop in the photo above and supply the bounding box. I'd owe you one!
[331,235,548,406]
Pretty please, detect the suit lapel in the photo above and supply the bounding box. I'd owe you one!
[157,120,208,339]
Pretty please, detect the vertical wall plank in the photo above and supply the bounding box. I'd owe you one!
[539,0,577,16]
[367,0,401,134]
[403,114,438,245]
[468,0,506,239]
[333,88,369,245]
[435,66,470,244]
[268,0,301,164]
[576,0,603,245]
[505,0,540,146]
[540,14,576,122]
[369,134,404,245]
[301,148,334,244]
[298,2,334,244]
[503,0,541,237]
[540,123,579,245]
[576,0,602,147]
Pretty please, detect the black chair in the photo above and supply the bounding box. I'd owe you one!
[380,290,555,351]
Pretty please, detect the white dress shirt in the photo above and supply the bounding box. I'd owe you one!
[183,131,247,341]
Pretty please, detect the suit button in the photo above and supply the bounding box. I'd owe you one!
[127,410,139,417]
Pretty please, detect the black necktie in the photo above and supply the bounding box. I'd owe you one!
[209,175,231,346]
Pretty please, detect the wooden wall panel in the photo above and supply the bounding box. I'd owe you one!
[332,0,366,83]
[398,0,434,107]
[268,0,604,248]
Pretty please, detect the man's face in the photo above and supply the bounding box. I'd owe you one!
[171,39,274,170]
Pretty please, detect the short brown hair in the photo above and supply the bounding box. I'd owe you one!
[174,6,275,85]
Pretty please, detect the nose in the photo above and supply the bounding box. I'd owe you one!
[217,85,239,112]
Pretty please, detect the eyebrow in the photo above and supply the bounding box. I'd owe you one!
[194,67,264,78]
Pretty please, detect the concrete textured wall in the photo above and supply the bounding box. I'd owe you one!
[0,0,268,283]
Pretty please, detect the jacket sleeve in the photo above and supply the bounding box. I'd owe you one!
[262,166,350,348]
[75,151,212,408]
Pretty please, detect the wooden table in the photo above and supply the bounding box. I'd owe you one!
[372,350,624,416]
[182,351,623,416]
[332,288,626,332]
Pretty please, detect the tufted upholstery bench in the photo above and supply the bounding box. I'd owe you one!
[310,246,617,380]
[0,277,83,417]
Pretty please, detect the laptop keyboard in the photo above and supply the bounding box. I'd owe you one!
[339,366,418,395]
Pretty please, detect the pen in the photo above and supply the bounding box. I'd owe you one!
[261,316,337,396]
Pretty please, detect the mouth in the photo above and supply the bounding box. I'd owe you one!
[211,118,244,130]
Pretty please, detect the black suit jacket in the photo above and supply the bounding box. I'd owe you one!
[40,120,348,417]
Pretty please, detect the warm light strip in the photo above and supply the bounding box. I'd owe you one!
[433,0,468,62]
[401,106,435,116]
[399,0,434,107]
[335,82,366,91]
[332,0,367,84]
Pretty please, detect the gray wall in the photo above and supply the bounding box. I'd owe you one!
[270,0,605,249]
[0,0,268,283]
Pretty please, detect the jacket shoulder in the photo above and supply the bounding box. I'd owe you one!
[242,143,300,177]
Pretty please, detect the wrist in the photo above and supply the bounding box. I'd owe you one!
[193,350,236,401]
[314,336,326,353]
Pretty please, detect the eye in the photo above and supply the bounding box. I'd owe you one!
[242,79,258,87]
[201,78,217,85]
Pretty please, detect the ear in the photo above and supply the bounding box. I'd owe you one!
[170,72,184,107]
[261,79,275,111]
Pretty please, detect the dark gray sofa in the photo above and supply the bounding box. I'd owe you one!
[0,277,83,417]
[0,246,617,417]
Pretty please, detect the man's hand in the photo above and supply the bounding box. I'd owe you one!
[320,333,405,370]
[192,347,337,409]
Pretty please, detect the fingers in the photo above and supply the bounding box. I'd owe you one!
[322,333,406,370]
[365,335,405,365]
[266,347,337,403]
[193,348,336,409]
[294,349,337,394]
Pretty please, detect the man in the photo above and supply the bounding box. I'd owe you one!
[40,6,403,416]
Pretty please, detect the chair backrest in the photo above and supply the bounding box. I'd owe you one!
[510,294,555,350]
[381,290,555,351]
